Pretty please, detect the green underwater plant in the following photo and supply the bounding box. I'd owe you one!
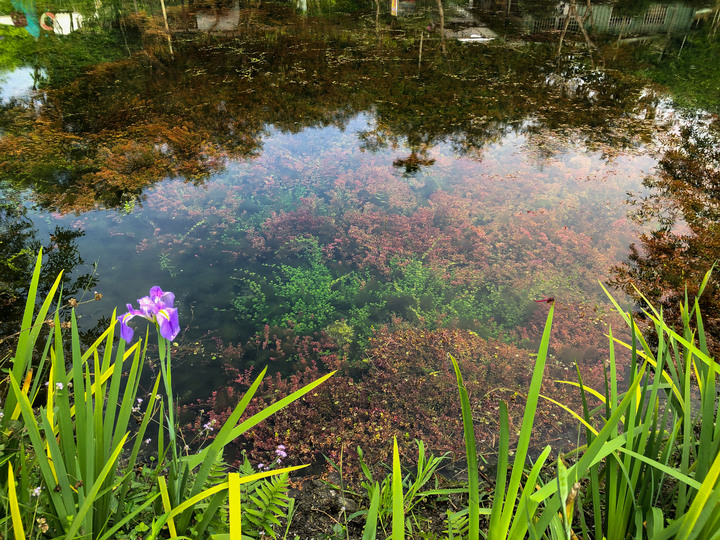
[233,236,366,336]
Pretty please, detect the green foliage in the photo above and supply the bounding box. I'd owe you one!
[0,250,158,538]
[385,258,450,326]
[0,25,36,71]
[353,440,455,537]
[584,274,720,538]
[233,245,535,350]
[231,454,295,538]
[355,272,720,539]
[244,474,293,536]
[35,28,140,89]
[0,198,99,350]
[641,37,720,114]
[234,236,364,335]
[0,250,332,538]
[325,319,354,346]
[532,271,720,538]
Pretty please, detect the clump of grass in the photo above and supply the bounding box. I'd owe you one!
[362,269,720,539]
[1,249,332,538]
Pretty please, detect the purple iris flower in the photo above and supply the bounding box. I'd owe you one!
[118,286,180,343]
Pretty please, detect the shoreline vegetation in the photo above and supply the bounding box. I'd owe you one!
[2,252,720,538]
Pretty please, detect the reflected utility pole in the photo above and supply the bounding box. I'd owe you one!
[375,0,380,37]
[160,0,174,55]
[436,0,446,54]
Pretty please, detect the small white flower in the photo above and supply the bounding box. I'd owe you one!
[31,486,42,496]
[145,438,152,444]
[55,382,64,390]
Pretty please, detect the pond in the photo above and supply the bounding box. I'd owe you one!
[2,0,720,467]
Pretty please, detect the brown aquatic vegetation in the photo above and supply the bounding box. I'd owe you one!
[183,300,628,479]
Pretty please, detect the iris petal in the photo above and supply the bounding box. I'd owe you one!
[150,286,175,309]
[118,307,139,343]
[137,295,157,316]
[160,291,175,308]
[157,307,180,341]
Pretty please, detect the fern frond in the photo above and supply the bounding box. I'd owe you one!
[204,452,229,488]
[242,472,292,538]
[446,507,470,539]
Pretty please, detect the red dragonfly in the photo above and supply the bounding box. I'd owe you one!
[534,297,555,304]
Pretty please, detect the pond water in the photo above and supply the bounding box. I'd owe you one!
[2,0,720,463]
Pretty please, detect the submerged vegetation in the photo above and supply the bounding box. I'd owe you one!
[3,256,720,538]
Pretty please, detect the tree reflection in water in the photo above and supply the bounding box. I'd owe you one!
[0,195,101,365]
[612,114,720,352]
[0,3,663,214]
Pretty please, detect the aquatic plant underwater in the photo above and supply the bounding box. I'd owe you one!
[3,251,720,538]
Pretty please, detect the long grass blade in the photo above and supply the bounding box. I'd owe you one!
[229,472,242,539]
[496,303,554,537]
[9,373,70,521]
[5,250,62,418]
[392,436,405,540]
[488,401,509,535]
[508,445,552,539]
[362,482,381,540]
[158,476,178,538]
[64,432,129,540]
[539,394,599,435]
[450,354,479,540]
[97,493,161,540]
[189,371,336,469]
[8,463,26,540]
[676,447,720,540]
[150,463,309,539]
[189,367,268,491]
[533,361,648,530]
